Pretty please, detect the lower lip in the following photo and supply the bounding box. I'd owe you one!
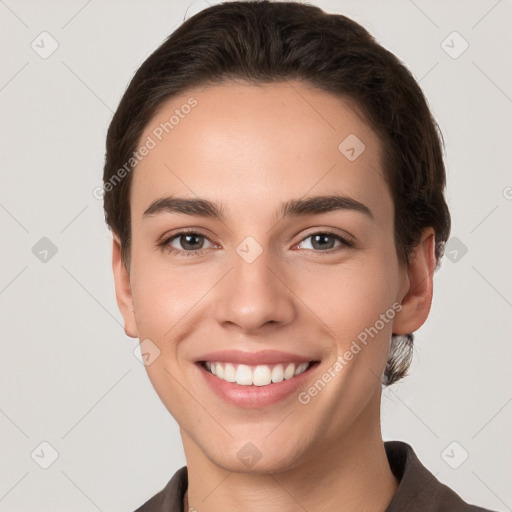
[197,363,317,409]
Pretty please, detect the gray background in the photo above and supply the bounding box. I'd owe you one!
[0,0,511,510]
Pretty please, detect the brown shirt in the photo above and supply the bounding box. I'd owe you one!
[133,440,496,512]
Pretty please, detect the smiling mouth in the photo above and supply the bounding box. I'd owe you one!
[200,361,318,387]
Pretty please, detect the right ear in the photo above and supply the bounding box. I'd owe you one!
[112,234,138,338]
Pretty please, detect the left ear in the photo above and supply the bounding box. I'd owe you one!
[393,227,437,335]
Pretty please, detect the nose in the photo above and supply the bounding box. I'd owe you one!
[213,243,296,334]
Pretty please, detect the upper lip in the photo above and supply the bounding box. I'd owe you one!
[195,349,316,366]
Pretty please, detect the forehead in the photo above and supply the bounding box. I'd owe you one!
[131,80,391,224]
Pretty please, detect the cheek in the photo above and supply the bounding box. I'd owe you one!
[128,247,191,340]
[129,249,221,351]
[297,256,400,339]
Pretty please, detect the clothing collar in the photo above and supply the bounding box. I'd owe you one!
[134,440,493,512]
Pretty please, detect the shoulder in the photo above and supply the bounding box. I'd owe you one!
[132,466,188,512]
[384,440,497,512]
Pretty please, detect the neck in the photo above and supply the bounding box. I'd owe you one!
[181,393,399,512]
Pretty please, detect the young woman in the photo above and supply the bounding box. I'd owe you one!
[102,2,496,511]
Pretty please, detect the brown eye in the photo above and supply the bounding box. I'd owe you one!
[161,231,215,256]
[174,233,206,251]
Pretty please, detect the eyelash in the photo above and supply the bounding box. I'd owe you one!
[158,229,353,257]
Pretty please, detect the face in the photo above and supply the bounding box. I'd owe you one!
[113,80,434,474]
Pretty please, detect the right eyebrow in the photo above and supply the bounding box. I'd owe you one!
[143,196,226,220]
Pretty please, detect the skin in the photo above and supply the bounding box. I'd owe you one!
[112,80,436,512]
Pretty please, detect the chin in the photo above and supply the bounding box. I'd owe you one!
[199,433,312,475]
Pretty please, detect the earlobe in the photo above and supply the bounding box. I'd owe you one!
[393,228,436,336]
[112,235,138,338]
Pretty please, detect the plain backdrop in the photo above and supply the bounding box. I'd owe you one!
[0,1,511,511]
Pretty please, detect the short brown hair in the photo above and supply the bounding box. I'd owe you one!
[102,0,451,386]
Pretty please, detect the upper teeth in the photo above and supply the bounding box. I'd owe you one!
[204,362,310,386]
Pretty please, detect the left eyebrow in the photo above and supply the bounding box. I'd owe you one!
[279,194,373,219]
[142,194,373,220]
